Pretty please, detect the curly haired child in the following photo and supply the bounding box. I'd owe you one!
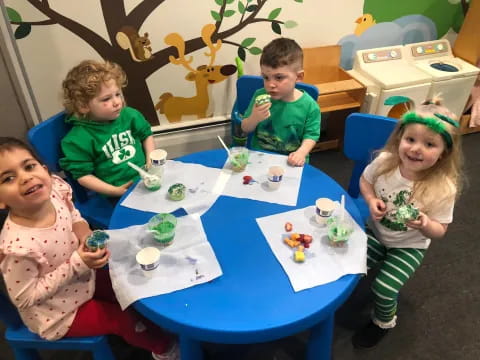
[59,60,155,198]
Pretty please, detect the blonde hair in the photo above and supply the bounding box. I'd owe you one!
[374,97,464,212]
[62,60,127,116]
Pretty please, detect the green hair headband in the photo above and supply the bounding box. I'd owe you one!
[401,112,458,148]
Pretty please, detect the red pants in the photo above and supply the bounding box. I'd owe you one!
[65,268,172,354]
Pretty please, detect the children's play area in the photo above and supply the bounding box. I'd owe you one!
[1,1,479,360]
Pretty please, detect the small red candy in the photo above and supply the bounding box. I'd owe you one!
[243,175,253,184]
[285,222,293,232]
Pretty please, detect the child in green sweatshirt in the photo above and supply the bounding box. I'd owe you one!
[59,60,154,198]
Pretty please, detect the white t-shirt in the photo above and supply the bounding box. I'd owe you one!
[362,153,455,249]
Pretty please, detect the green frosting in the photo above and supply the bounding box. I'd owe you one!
[395,204,419,223]
[168,183,186,201]
[255,94,271,105]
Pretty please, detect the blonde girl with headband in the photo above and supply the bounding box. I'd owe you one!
[352,98,464,348]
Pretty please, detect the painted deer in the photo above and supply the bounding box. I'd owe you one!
[155,24,237,123]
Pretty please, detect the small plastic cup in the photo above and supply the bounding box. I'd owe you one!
[326,216,353,247]
[267,166,284,190]
[149,149,167,167]
[315,198,335,225]
[148,213,177,246]
[229,147,249,172]
[136,247,161,272]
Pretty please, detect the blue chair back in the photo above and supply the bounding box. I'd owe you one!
[343,113,397,225]
[0,288,115,359]
[231,75,319,147]
[27,112,113,229]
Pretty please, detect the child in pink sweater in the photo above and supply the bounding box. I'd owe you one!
[0,137,178,360]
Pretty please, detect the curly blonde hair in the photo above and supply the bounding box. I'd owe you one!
[374,97,464,212]
[62,60,127,116]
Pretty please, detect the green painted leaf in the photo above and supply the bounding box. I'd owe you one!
[6,7,22,22]
[235,56,244,77]
[284,20,298,29]
[268,8,282,20]
[241,37,255,47]
[271,22,282,35]
[384,96,411,106]
[247,0,253,2]
[224,9,235,17]
[211,10,222,21]
[226,0,235,4]
[249,47,262,55]
[215,0,224,6]
[14,23,31,39]
[238,1,245,13]
[294,0,303,2]
[238,47,246,62]
[246,4,258,12]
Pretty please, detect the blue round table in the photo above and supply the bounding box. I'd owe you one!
[109,149,362,360]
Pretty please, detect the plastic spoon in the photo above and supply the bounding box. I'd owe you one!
[127,162,160,189]
[340,194,345,222]
[217,135,231,156]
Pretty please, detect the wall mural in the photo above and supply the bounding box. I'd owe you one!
[6,0,303,129]
[339,0,469,70]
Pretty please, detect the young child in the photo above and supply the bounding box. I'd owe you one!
[59,60,155,198]
[353,99,464,348]
[241,38,320,166]
[0,138,178,360]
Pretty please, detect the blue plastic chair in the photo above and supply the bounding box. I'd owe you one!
[343,113,398,224]
[27,112,114,229]
[0,290,115,360]
[230,75,319,147]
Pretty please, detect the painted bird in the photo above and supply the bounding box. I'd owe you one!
[354,13,376,36]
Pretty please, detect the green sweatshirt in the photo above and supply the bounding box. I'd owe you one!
[59,106,152,187]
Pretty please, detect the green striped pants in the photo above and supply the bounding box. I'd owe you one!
[366,229,426,328]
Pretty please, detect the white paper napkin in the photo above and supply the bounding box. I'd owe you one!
[120,160,222,215]
[106,215,223,310]
[256,204,367,292]
[220,151,303,206]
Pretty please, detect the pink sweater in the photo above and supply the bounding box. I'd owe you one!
[0,176,95,340]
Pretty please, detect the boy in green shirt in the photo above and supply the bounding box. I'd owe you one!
[59,60,154,198]
[241,38,320,166]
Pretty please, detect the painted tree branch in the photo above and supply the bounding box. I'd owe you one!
[127,0,167,30]
[142,0,271,77]
[100,0,126,45]
[26,0,113,56]
[213,1,227,34]
[10,19,56,25]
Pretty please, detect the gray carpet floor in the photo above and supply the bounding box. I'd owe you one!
[1,133,479,360]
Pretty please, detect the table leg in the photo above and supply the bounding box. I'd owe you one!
[306,313,334,360]
[180,335,204,360]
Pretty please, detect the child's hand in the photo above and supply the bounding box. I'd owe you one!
[287,150,306,166]
[250,102,271,123]
[112,180,134,197]
[368,198,387,220]
[77,241,110,269]
[406,211,429,230]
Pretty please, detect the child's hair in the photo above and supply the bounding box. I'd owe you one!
[375,96,464,212]
[0,137,43,165]
[62,60,127,115]
[260,38,303,70]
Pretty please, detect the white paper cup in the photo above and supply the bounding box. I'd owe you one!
[267,166,284,190]
[136,247,161,272]
[315,198,335,225]
[150,149,167,167]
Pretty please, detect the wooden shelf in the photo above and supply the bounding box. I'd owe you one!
[460,114,480,134]
[318,92,362,113]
